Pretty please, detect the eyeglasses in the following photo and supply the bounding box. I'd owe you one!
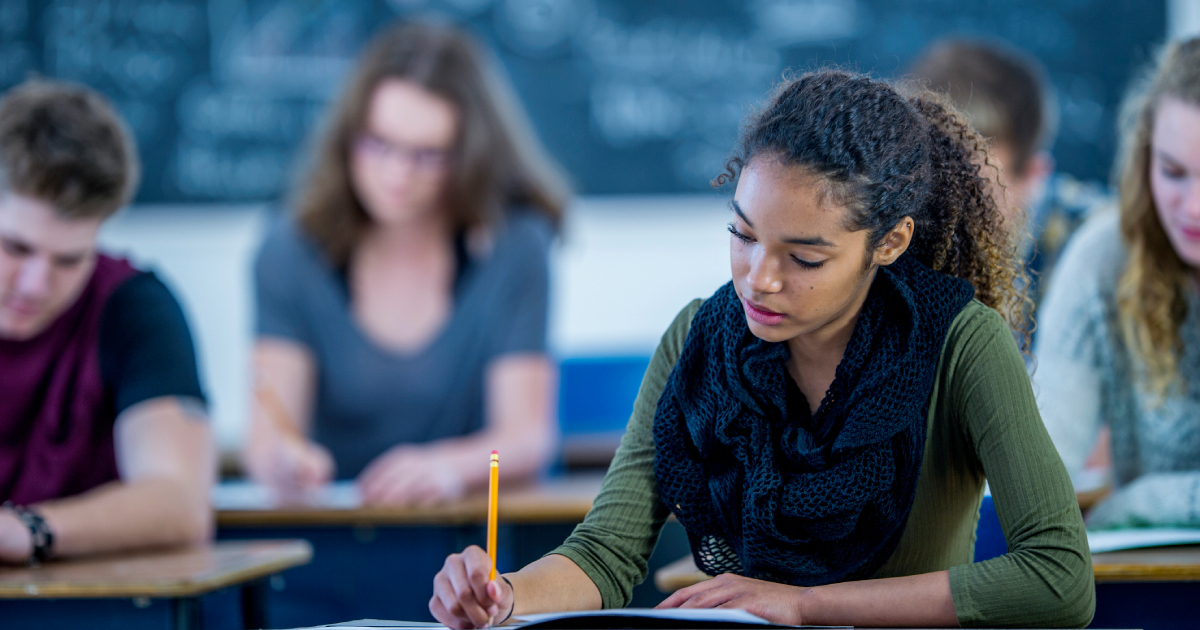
[354,133,453,171]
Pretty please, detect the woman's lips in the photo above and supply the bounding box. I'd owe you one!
[1179,225,1200,241]
[743,299,786,326]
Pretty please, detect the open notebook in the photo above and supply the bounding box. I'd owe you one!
[1088,528,1200,553]
[212,480,362,509]
[304,608,850,629]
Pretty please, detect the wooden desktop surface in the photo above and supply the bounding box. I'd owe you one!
[217,473,605,528]
[654,555,710,593]
[655,545,1200,593]
[0,539,312,599]
[1092,546,1200,582]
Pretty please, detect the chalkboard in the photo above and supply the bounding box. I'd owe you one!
[0,0,1165,203]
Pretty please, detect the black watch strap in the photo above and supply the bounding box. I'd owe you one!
[2,501,54,565]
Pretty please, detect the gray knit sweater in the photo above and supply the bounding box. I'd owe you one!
[1034,211,1200,528]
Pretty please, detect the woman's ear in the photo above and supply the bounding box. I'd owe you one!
[874,217,914,266]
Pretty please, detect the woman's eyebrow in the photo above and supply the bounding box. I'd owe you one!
[784,235,835,247]
[730,200,754,227]
[730,200,834,247]
[1156,149,1186,169]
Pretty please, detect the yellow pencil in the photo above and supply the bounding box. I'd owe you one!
[255,372,303,443]
[488,450,499,581]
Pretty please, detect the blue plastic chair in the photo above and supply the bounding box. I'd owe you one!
[557,356,651,437]
[974,494,1008,562]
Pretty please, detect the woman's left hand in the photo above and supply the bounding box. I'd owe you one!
[358,445,467,506]
[655,573,810,627]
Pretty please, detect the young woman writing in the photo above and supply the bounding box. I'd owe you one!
[1036,38,1200,528]
[244,22,568,505]
[430,70,1094,628]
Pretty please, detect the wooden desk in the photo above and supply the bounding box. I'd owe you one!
[216,473,604,528]
[562,431,624,469]
[1093,546,1200,582]
[1091,545,1200,629]
[656,546,1200,630]
[655,545,1200,592]
[654,555,708,593]
[0,539,311,630]
[216,474,611,627]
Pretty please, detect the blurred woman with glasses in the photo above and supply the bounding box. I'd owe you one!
[244,21,569,505]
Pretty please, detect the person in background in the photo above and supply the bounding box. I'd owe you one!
[0,80,213,563]
[909,39,1111,306]
[1036,38,1200,528]
[911,39,1115,483]
[244,21,568,506]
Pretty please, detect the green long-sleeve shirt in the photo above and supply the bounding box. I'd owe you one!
[551,299,1095,628]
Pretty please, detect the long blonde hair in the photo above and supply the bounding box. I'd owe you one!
[1115,37,1200,397]
[294,21,570,266]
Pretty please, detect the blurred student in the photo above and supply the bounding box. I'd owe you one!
[0,80,213,563]
[1036,38,1200,528]
[244,22,567,506]
[910,39,1110,302]
[910,39,1116,476]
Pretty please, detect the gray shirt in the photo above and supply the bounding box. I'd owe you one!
[1033,211,1200,528]
[254,211,553,478]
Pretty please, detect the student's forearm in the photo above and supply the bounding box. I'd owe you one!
[801,570,958,627]
[508,554,602,617]
[426,429,557,491]
[34,477,212,558]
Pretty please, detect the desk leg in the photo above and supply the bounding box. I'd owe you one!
[241,577,269,629]
[171,596,202,630]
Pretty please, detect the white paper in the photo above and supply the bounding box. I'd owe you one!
[513,608,772,626]
[1074,467,1110,494]
[320,621,444,628]
[1088,528,1200,553]
[285,609,852,630]
[212,480,362,510]
[284,611,769,630]
[282,619,446,629]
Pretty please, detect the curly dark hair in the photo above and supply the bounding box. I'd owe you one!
[716,70,1030,345]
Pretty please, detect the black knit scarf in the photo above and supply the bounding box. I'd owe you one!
[653,254,975,586]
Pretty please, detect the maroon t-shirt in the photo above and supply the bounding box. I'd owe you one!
[0,254,205,504]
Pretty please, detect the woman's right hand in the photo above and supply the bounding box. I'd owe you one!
[430,545,514,629]
[247,435,335,495]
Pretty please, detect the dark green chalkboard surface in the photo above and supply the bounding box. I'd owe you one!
[0,0,1164,203]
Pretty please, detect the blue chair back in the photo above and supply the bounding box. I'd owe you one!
[557,356,651,436]
[974,494,1008,562]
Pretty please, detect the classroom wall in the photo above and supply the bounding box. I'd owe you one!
[97,196,734,452]
[0,1,1164,203]
[1170,0,1200,39]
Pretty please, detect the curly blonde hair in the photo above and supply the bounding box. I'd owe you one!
[1114,38,1200,398]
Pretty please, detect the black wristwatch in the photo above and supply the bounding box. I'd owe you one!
[2,502,55,565]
